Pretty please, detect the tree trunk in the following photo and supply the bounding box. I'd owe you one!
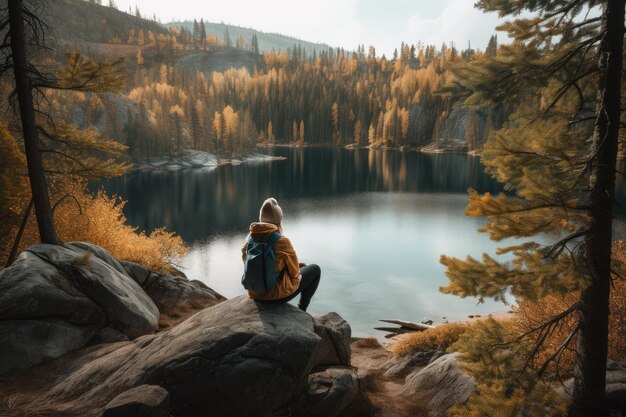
[571,1,625,416]
[7,0,60,245]
[4,198,33,268]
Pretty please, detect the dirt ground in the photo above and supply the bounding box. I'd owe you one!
[341,338,428,417]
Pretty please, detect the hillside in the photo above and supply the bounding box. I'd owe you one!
[167,20,333,54]
[42,0,169,44]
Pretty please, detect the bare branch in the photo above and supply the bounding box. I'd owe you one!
[543,227,591,259]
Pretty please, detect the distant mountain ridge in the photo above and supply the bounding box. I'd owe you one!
[41,0,336,56]
[166,21,334,54]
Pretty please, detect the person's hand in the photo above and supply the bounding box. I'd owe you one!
[299,262,306,268]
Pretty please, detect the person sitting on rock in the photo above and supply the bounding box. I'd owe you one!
[241,197,321,312]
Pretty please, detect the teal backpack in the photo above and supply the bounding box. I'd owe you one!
[241,231,282,293]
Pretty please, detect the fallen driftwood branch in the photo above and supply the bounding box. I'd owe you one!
[374,326,415,335]
[379,319,435,331]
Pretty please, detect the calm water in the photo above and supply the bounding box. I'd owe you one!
[96,148,626,337]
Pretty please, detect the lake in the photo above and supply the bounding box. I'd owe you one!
[97,148,626,337]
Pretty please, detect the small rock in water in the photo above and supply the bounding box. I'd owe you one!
[468,315,475,319]
[421,319,434,326]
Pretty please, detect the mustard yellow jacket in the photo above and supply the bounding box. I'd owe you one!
[241,222,301,300]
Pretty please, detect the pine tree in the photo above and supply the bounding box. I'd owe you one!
[6,0,58,244]
[199,18,207,49]
[251,34,259,55]
[224,26,232,48]
[292,120,298,143]
[354,120,362,146]
[192,19,199,49]
[4,1,128,247]
[485,34,498,57]
[440,1,625,416]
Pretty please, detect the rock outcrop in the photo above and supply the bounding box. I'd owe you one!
[0,242,223,375]
[1,296,354,417]
[299,366,359,417]
[313,312,352,367]
[0,243,355,417]
[119,259,225,328]
[402,352,476,417]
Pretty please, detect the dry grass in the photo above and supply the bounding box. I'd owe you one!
[353,337,383,349]
[390,322,471,357]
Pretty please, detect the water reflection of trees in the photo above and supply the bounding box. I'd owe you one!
[98,148,504,242]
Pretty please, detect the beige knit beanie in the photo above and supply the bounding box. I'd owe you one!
[259,198,283,225]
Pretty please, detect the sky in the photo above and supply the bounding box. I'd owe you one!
[112,0,506,56]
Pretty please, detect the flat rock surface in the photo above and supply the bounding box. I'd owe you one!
[0,296,352,417]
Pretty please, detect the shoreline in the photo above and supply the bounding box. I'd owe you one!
[127,149,286,174]
[127,143,481,173]
[257,141,481,156]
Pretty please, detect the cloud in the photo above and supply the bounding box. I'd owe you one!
[117,0,362,48]
[406,0,502,50]
[116,0,505,55]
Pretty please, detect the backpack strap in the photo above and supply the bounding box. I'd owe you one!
[264,231,281,246]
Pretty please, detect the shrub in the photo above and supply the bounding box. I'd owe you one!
[54,189,187,271]
[448,318,568,417]
[3,186,186,272]
[391,322,471,357]
[512,242,626,379]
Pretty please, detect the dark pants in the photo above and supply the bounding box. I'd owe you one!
[268,264,321,312]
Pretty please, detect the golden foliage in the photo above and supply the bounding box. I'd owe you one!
[42,120,132,179]
[58,52,124,93]
[391,322,471,357]
[448,318,568,417]
[512,243,626,379]
[0,125,30,254]
[2,180,186,272]
[52,188,187,272]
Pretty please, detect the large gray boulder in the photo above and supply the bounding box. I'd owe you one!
[0,243,159,336]
[2,296,354,417]
[120,260,225,328]
[0,319,98,375]
[0,243,160,375]
[313,312,352,367]
[402,352,476,417]
[0,243,224,375]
